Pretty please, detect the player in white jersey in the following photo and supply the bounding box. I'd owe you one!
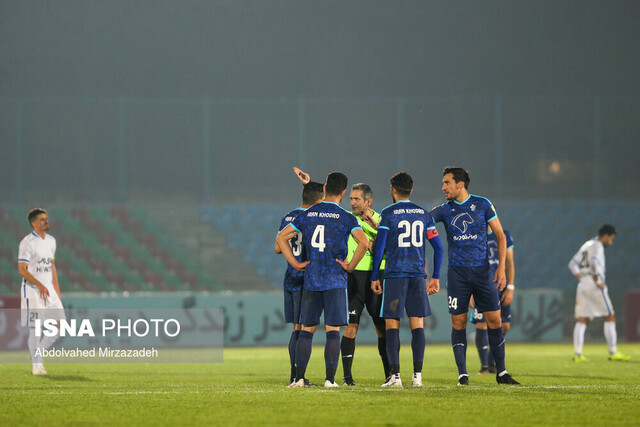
[568,224,629,362]
[18,208,66,375]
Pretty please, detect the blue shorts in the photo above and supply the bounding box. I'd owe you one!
[299,288,348,326]
[470,304,512,324]
[447,265,500,315]
[380,277,431,319]
[470,287,513,324]
[284,289,303,324]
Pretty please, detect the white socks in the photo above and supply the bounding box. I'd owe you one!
[39,332,60,353]
[28,327,60,367]
[574,321,618,356]
[603,321,617,355]
[28,328,42,366]
[573,322,587,356]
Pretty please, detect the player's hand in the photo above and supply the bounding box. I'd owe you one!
[595,281,606,290]
[294,260,310,272]
[427,278,439,295]
[494,268,507,291]
[500,288,513,306]
[336,258,354,273]
[360,209,378,229]
[292,167,310,184]
[371,280,382,295]
[37,284,50,300]
[574,273,582,279]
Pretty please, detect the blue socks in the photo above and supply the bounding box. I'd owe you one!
[294,330,314,381]
[386,328,400,375]
[288,330,300,382]
[487,327,506,374]
[325,331,341,383]
[451,328,468,376]
[411,328,425,373]
[475,328,489,368]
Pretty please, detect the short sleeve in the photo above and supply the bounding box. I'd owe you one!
[378,210,390,230]
[425,212,436,230]
[505,231,514,249]
[429,206,442,223]
[291,213,303,233]
[485,199,497,222]
[18,239,31,263]
[279,215,288,232]
[348,212,361,233]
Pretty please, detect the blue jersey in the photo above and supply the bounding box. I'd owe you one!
[290,201,361,291]
[487,229,513,279]
[430,194,497,267]
[378,200,437,278]
[279,208,306,291]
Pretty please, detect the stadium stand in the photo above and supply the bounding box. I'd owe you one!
[202,201,640,290]
[0,205,220,293]
[2,201,636,294]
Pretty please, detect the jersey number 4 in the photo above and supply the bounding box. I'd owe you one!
[398,220,424,248]
[311,225,326,252]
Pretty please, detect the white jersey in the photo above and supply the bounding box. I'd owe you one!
[18,232,57,293]
[568,237,605,283]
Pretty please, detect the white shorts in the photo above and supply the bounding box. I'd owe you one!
[574,277,614,319]
[20,283,66,328]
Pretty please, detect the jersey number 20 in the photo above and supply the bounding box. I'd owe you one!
[398,220,424,248]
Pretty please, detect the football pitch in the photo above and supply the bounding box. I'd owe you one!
[2,343,639,426]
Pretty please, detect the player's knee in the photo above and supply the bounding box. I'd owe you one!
[502,322,510,333]
[344,323,358,338]
[451,315,467,330]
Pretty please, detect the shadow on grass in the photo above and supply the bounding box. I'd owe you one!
[519,373,615,380]
[42,374,94,382]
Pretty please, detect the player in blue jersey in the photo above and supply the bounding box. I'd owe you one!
[292,168,390,386]
[277,172,369,388]
[472,226,515,374]
[370,172,444,388]
[275,181,325,385]
[430,166,519,385]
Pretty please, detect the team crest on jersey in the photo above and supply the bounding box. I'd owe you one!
[452,212,474,233]
[470,204,476,211]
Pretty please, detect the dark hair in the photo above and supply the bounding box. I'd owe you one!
[443,166,470,189]
[27,208,47,225]
[325,172,348,196]
[390,172,413,196]
[302,181,325,205]
[598,224,616,237]
[351,183,372,200]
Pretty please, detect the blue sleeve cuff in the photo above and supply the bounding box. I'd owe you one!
[371,228,389,281]
[289,223,301,233]
[428,234,443,279]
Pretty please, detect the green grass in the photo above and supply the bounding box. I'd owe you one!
[1,343,639,426]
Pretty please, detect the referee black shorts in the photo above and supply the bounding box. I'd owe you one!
[347,270,385,328]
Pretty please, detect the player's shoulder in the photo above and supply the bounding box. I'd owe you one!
[469,194,493,206]
[20,232,38,245]
[283,207,304,222]
[430,200,451,213]
[45,234,56,243]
